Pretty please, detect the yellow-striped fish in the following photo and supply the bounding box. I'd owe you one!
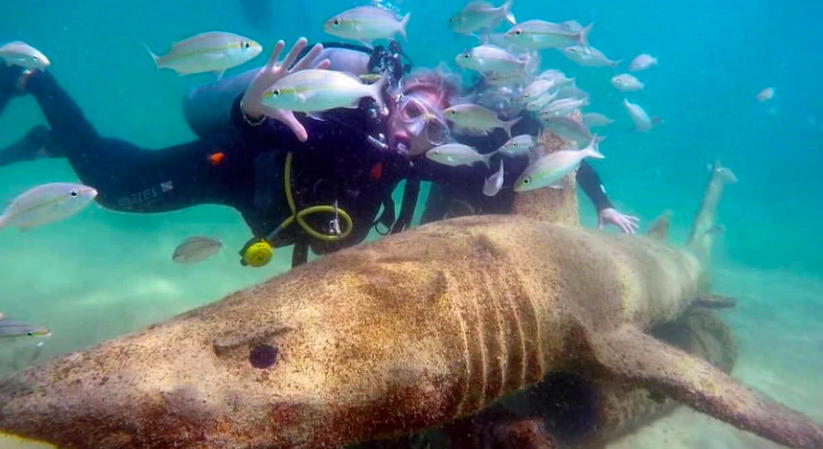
[143,31,262,79]
[0,182,97,232]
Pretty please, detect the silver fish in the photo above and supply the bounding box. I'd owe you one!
[536,69,573,84]
[456,45,527,74]
[262,70,386,113]
[554,84,590,101]
[172,236,224,263]
[582,112,615,128]
[756,87,774,102]
[541,115,595,147]
[628,53,658,72]
[497,134,536,156]
[483,160,505,197]
[449,0,516,35]
[482,70,530,87]
[561,45,621,68]
[443,104,521,137]
[0,183,97,232]
[611,73,644,92]
[524,90,558,112]
[561,20,583,32]
[143,32,262,79]
[539,97,590,118]
[514,136,604,192]
[324,6,411,46]
[622,98,662,132]
[520,78,554,101]
[425,143,493,168]
[0,319,51,339]
[504,20,593,50]
[0,41,50,69]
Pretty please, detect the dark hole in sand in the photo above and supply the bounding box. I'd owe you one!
[249,344,278,369]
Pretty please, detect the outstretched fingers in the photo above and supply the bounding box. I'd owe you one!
[265,40,286,71]
[280,37,309,72]
[291,43,325,72]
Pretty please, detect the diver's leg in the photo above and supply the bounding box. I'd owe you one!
[0,125,53,167]
[0,64,25,117]
[21,69,100,159]
[77,138,251,214]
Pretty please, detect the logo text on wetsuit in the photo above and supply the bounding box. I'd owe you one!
[117,180,174,209]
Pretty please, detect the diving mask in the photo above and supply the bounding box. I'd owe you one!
[397,94,451,148]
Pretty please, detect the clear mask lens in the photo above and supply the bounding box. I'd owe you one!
[398,96,450,146]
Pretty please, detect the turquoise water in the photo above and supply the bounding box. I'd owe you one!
[0,1,821,448]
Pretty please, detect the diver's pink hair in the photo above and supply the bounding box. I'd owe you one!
[401,66,462,109]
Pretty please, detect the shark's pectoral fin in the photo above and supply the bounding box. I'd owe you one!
[693,293,738,309]
[590,327,823,449]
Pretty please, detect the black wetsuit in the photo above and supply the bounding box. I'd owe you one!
[0,60,614,267]
[13,69,416,258]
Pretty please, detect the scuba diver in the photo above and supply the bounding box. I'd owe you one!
[0,37,636,270]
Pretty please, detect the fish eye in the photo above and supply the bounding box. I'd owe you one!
[463,53,470,59]
[515,29,523,35]
[70,189,79,197]
[272,89,280,97]
[243,41,250,49]
[523,178,531,184]
[27,331,33,336]
[31,56,39,61]
[333,18,341,26]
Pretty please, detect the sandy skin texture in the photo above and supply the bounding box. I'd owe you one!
[0,164,822,448]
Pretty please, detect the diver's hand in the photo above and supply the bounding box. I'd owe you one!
[598,208,640,234]
[241,37,330,142]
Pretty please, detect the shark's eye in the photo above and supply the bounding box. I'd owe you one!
[249,344,278,369]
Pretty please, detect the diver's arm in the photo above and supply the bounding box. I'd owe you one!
[576,161,613,212]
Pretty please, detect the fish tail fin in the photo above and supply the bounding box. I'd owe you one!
[585,135,605,159]
[141,42,160,68]
[398,13,411,42]
[578,22,595,47]
[651,116,664,127]
[501,0,516,25]
[502,116,522,138]
[610,59,623,69]
[368,74,389,112]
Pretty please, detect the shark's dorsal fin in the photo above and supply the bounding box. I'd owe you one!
[646,209,673,242]
[511,129,580,226]
[589,327,823,448]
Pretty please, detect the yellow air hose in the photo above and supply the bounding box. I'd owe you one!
[243,152,354,268]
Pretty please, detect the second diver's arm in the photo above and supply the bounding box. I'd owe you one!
[576,160,613,213]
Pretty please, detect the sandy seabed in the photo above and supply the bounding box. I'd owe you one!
[0,194,819,448]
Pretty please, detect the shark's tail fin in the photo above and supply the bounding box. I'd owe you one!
[685,159,736,265]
